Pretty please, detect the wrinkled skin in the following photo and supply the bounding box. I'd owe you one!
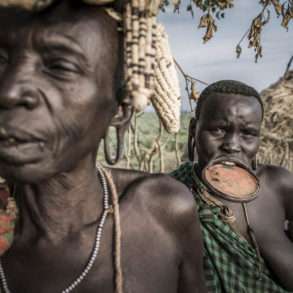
[0,2,206,293]
[189,93,293,290]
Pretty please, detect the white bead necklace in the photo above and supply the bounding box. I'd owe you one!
[0,165,112,293]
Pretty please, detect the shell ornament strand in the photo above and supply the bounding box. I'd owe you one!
[0,165,113,293]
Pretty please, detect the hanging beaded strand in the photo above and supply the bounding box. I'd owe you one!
[0,165,116,293]
[152,24,181,133]
[123,0,181,133]
[123,0,156,111]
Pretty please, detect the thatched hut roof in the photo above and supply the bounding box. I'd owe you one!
[259,67,293,170]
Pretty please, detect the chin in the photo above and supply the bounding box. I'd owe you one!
[0,159,58,184]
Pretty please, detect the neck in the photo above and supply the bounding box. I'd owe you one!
[13,156,104,245]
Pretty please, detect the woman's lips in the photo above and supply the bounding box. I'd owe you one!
[0,129,46,165]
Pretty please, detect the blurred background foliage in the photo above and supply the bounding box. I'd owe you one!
[98,56,293,172]
[98,0,293,173]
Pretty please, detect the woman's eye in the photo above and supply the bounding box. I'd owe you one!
[0,51,8,67]
[210,128,225,136]
[0,56,7,64]
[46,59,79,73]
[242,129,258,137]
[0,56,8,75]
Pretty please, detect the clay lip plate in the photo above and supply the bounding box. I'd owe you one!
[202,160,259,202]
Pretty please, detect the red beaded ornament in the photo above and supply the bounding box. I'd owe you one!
[0,182,17,256]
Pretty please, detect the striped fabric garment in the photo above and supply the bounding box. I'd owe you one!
[171,162,292,293]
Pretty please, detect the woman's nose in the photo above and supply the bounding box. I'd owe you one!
[221,134,241,153]
[0,64,40,111]
[0,87,40,110]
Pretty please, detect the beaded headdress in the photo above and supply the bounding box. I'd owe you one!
[0,0,181,133]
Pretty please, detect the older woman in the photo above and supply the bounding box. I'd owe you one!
[0,1,206,292]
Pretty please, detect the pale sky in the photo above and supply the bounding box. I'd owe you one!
[159,0,293,110]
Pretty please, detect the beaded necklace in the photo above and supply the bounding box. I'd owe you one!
[0,165,113,293]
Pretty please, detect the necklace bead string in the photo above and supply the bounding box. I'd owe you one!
[0,165,112,293]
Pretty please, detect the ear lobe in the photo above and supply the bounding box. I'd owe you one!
[103,103,133,165]
[110,102,133,128]
[252,155,258,171]
[188,117,197,162]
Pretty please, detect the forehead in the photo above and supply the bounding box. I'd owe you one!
[0,2,118,62]
[199,93,263,124]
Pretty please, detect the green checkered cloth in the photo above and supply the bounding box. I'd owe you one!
[171,162,291,293]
